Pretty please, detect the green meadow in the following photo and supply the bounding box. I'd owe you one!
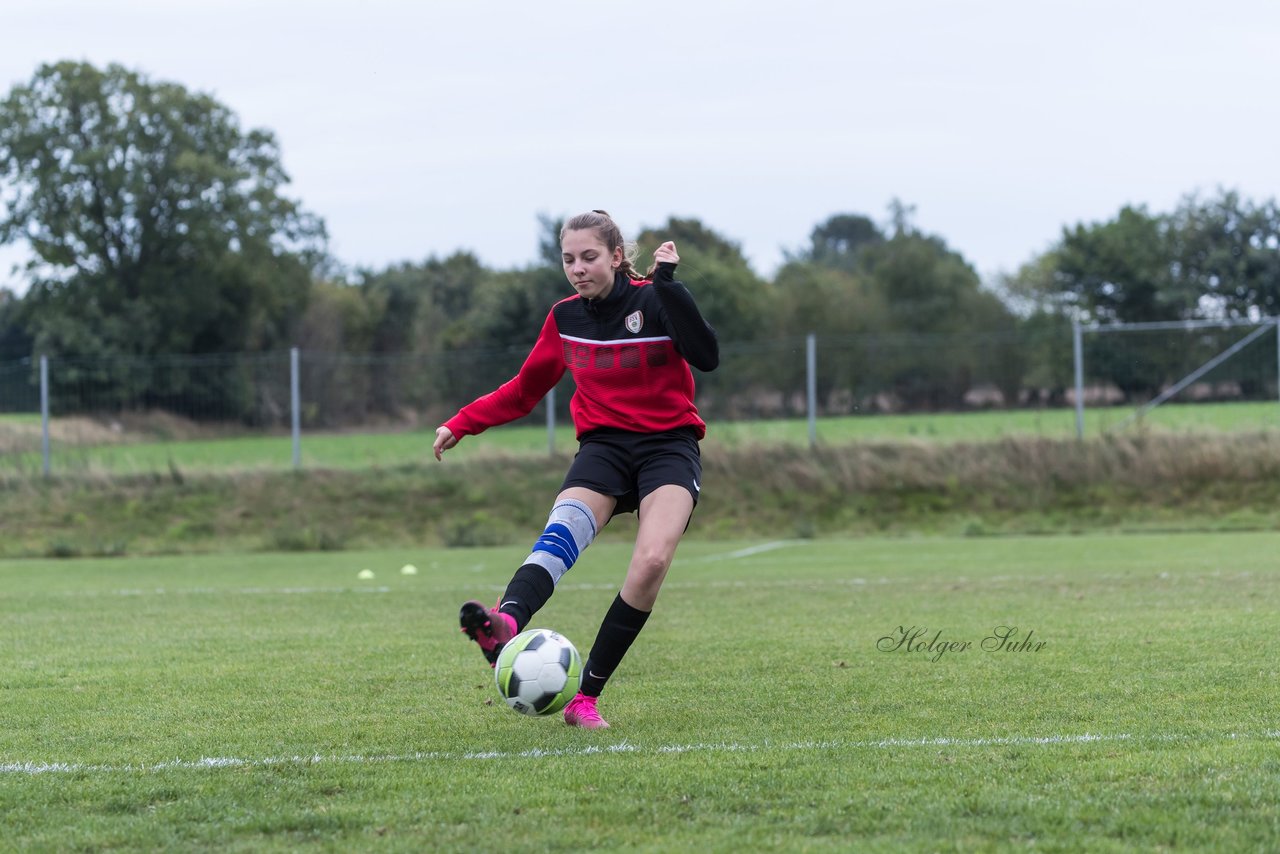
[2,400,1278,475]
[2,403,1277,849]
[2,533,1277,851]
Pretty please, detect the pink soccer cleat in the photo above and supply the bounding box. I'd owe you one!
[458,600,517,668]
[563,693,610,729]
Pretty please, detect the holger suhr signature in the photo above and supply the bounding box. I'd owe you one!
[877,625,1047,662]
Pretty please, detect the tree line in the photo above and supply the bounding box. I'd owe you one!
[2,62,1278,422]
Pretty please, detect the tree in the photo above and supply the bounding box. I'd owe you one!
[774,207,1023,409]
[1003,206,1182,399]
[289,279,377,426]
[356,252,490,355]
[0,61,325,374]
[769,259,889,411]
[855,226,1020,408]
[788,207,1004,332]
[997,257,1076,405]
[774,212,892,405]
[0,289,36,412]
[1003,196,1280,400]
[535,212,565,267]
[1166,189,1280,320]
[0,289,32,362]
[792,213,884,272]
[1050,206,1175,323]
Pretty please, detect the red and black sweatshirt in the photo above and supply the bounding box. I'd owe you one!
[444,262,719,441]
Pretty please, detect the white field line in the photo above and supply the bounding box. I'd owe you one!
[4,730,1277,777]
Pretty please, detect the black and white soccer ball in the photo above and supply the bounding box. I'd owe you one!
[494,629,582,716]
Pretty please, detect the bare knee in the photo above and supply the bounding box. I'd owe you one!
[635,546,673,581]
[622,547,674,608]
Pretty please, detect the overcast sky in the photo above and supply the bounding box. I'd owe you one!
[4,0,1279,293]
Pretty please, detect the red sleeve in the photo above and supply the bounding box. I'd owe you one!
[444,311,565,439]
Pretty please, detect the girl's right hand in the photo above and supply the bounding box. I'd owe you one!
[433,426,457,460]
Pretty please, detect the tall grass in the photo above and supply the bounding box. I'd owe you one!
[1,432,1277,559]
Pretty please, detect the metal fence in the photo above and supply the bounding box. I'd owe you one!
[2,332,1056,421]
[3,324,1279,473]
[1072,317,1280,437]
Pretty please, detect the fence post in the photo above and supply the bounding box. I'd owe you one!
[1072,321,1085,439]
[290,347,301,469]
[40,355,50,477]
[1275,317,1280,409]
[546,386,556,456]
[806,333,817,449]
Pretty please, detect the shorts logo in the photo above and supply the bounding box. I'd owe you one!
[625,310,644,334]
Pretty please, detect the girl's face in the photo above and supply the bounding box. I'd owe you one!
[562,228,622,300]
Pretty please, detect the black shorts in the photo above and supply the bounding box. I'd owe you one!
[561,427,702,517]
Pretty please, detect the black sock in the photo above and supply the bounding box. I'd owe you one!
[579,594,650,698]
[497,564,555,631]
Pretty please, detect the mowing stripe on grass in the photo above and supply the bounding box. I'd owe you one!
[0,586,397,599]
[108,586,395,597]
[697,541,803,561]
[5,730,1277,776]
[6,568,1261,601]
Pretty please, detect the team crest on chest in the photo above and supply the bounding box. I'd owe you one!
[625,310,644,334]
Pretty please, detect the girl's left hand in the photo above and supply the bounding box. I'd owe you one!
[654,241,680,266]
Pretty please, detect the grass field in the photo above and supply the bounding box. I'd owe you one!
[3,533,1277,850]
[2,400,1279,475]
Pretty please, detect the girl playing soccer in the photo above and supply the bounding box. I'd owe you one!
[433,210,719,728]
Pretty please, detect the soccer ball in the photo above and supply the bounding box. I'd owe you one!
[494,629,582,716]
